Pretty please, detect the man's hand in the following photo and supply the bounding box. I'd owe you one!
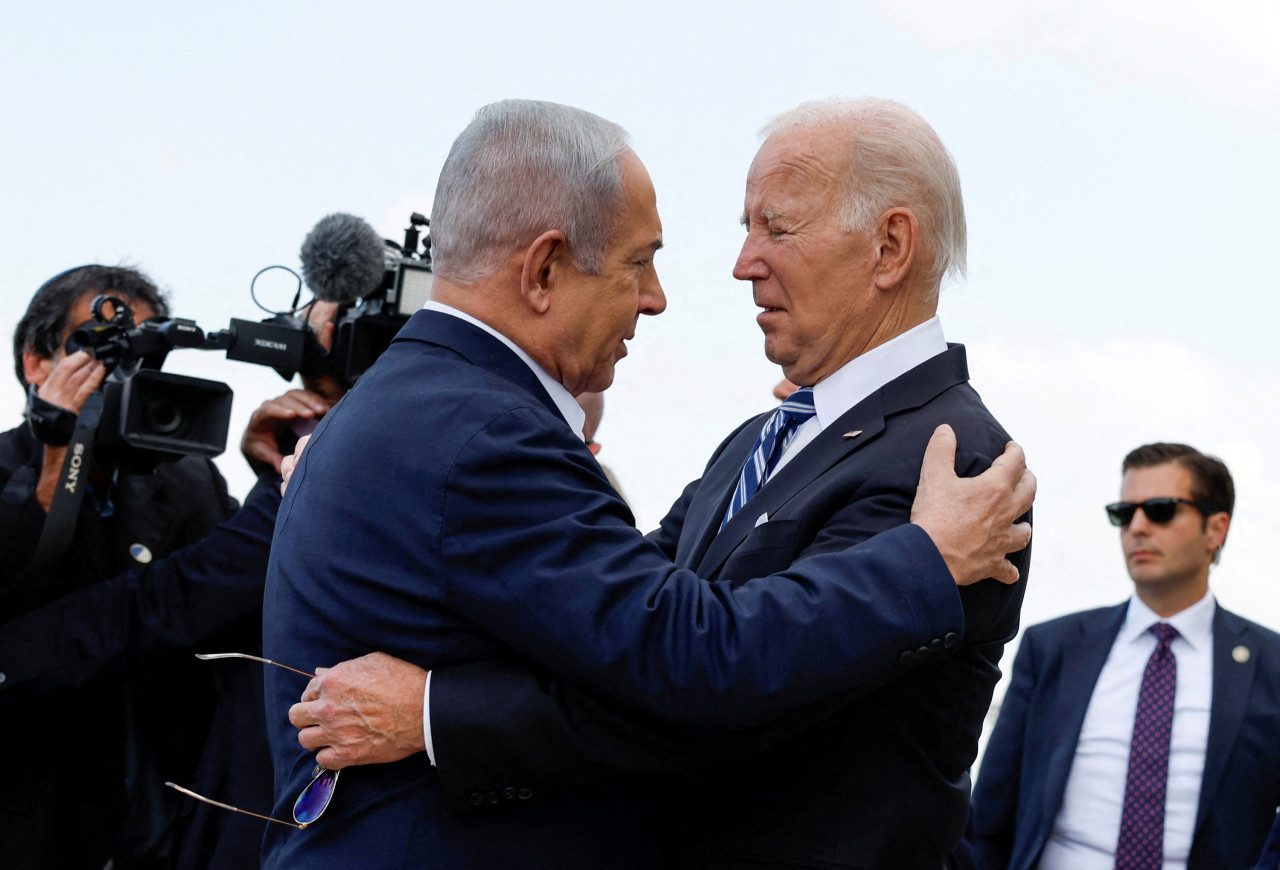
[279,434,311,496]
[36,350,106,416]
[912,424,1035,586]
[32,351,107,510]
[289,652,428,770]
[240,389,331,477]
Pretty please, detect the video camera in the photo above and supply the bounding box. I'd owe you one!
[303,211,435,388]
[54,212,433,471]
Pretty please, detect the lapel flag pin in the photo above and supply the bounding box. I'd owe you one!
[1232,645,1251,663]
[843,430,863,439]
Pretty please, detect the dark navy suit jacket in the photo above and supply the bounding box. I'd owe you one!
[260,311,972,870]
[966,602,1280,870]
[427,341,1030,869]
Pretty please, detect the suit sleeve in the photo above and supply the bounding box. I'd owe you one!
[430,658,864,809]
[431,406,964,730]
[426,426,1013,807]
[964,628,1041,870]
[644,476,699,559]
[0,484,280,706]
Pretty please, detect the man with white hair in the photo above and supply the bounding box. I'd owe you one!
[275,98,1033,869]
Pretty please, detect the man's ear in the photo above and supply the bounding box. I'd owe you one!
[872,207,918,291]
[21,349,52,388]
[519,230,572,315]
[1206,511,1230,557]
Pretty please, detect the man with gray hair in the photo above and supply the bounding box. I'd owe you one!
[269,98,1033,869]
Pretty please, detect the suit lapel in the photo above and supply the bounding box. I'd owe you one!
[1042,606,1128,823]
[1195,605,1257,832]
[693,345,970,578]
[696,393,887,576]
[673,419,766,569]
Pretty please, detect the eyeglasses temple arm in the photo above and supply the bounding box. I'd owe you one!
[194,652,316,678]
[165,782,308,829]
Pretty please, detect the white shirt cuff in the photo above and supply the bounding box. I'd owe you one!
[423,668,436,766]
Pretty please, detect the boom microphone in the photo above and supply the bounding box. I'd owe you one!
[299,213,388,303]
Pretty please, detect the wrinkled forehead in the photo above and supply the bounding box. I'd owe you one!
[745,127,849,209]
[754,122,849,178]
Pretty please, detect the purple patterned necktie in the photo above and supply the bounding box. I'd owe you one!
[1115,622,1180,870]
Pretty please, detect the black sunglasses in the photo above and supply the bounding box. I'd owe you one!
[1105,497,1218,527]
[165,653,339,829]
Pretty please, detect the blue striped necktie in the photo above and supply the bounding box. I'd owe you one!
[721,387,816,528]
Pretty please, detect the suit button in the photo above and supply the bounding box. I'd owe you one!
[899,650,914,664]
[503,787,517,801]
[930,638,944,654]
[518,787,533,800]
[469,793,484,807]
[0,672,6,685]
[916,646,930,659]
[944,632,957,648]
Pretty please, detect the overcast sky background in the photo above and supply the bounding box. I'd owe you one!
[3,0,1277,671]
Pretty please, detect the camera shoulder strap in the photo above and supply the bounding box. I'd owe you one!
[21,391,105,586]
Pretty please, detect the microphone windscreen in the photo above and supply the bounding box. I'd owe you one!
[299,213,387,303]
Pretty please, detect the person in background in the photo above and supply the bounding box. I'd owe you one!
[0,275,343,869]
[577,390,627,502]
[965,443,1280,870]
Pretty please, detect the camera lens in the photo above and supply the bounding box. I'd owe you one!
[142,398,184,435]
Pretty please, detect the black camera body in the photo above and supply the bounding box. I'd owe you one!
[52,212,434,471]
[65,297,235,471]
[326,213,434,387]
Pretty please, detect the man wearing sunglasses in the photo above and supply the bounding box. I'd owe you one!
[963,443,1280,869]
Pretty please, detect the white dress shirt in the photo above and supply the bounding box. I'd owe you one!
[417,301,587,765]
[769,316,947,480]
[1038,592,1216,870]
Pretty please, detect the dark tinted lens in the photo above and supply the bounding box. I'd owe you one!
[1139,498,1179,523]
[1106,502,1136,526]
[293,767,339,825]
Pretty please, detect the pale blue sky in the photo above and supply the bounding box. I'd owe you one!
[3,1,1277,638]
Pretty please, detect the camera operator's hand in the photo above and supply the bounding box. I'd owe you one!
[35,350,106,416]
[31,351,107,511]
[241,390,332,478]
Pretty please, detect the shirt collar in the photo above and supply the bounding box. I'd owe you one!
[809,316,947,429]
[1120,589,1216,652]
[421,300,587,440]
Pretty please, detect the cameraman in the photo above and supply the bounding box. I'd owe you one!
[0,265,340,869]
